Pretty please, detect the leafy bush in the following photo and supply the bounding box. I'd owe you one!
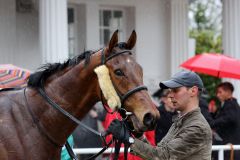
[189,0,222,101]
[189,30,222,101]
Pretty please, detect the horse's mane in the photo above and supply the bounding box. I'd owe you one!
[28,50,94,88]
[28,42,128,88]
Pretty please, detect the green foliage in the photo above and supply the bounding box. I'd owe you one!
[189,0,222,101]
[190,30,222,101]
[194,3,209,30]
[190,30,222,54]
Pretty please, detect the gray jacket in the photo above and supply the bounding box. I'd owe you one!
[130,108,212,160]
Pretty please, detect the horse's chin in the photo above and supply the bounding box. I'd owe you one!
[128,114,147,133]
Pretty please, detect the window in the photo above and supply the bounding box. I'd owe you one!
[99,8,125,46]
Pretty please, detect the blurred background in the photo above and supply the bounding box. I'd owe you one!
[0,0,240,101]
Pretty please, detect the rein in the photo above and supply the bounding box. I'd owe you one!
[37,82,109,160]
[24,84,109,160]
[38,83,102,137]
[24,88,63,148]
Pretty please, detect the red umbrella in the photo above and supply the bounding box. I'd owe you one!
[0,64,31,88]
[180,53,240,79]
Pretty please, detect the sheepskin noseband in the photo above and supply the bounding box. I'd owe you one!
[94,65,121,110]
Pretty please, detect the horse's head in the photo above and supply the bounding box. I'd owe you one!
[95,30,160,132]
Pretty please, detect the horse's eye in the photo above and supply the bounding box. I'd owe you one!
[114,69,125,76]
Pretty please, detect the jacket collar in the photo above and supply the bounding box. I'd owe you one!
[172,107,201,128]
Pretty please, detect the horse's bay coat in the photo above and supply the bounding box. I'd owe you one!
[0,30,159,160]
[0,90,63,160]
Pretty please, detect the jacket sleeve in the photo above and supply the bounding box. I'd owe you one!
[130,125,209,160]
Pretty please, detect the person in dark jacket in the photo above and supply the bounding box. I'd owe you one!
[155,89,177,144]
[210,82,240,160]
[72,102,106,160]
[199,96,213,124]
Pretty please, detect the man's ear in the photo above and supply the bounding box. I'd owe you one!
[191,86,199,96]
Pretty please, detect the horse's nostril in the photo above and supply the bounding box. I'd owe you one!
[143,113,156,130]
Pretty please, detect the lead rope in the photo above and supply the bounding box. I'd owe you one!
[65,141,78,160]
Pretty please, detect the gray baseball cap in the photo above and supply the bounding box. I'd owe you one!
[159,70,204,90]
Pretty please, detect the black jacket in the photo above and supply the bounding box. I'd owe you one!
[210,98,240,160]
[155,104,177,144]
[199,97,212,124]
[210,98,240,144]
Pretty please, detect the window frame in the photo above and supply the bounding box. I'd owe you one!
[99,6,126,47]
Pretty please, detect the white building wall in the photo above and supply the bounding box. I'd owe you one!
[222,0,240,100]
[75,4,86,54]
[170,0,189,75]
[0,0,40,71]
[85,2,100,50]
[0,0,16,65]
[15,9,40,71]
[0,0,183,93]
[69,0,171,93]
[135,0,170,92]
[40,0,69,64]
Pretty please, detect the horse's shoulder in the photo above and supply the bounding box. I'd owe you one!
[0,89,25,114]
[0,89,30,153]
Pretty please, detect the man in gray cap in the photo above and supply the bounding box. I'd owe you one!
[107,70,212,160]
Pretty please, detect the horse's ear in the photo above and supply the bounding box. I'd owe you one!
[107,30,118,53]
[126,30,137,50]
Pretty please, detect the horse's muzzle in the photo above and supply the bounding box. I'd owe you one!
[143,112,157,130]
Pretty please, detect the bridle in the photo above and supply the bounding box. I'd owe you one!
[100,48,148,110]
[27,48,148,160]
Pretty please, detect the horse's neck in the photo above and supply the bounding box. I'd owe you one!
[46,62,100,111]
[28,55,101,146]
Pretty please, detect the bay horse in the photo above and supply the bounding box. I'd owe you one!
[0,30,159,160]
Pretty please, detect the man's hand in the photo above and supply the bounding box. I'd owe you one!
[107,119,132,144]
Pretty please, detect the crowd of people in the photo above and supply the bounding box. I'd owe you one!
[62,70,240,160]
[152,81,240,160]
